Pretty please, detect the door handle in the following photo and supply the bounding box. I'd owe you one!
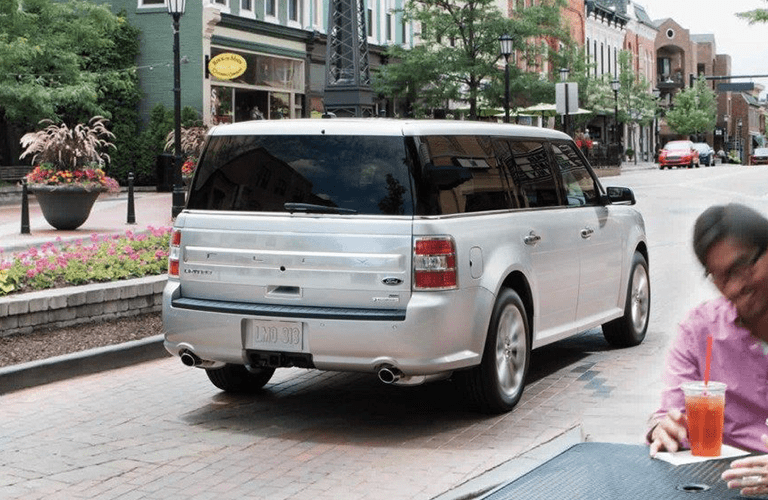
[580,227,594,239]
[524,232,541,245]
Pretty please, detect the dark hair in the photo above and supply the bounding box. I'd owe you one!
[693,203,768,266]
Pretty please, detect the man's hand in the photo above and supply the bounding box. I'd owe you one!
[722,435,768,496]
[649,409,688,457]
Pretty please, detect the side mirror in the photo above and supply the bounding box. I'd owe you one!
[605,186,636,205]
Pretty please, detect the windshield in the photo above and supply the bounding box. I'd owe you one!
[665,142,691,151]
[187,134,414,215]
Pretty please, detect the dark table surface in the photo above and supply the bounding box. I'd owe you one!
[481,442,766,500]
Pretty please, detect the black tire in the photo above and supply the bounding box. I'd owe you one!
[602,252,650,347]
[205,364,275,393]
[456,289,530,413]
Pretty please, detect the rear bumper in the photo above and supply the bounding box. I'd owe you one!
[162,281,492,375]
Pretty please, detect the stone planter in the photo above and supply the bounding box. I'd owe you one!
[30,184,105,230]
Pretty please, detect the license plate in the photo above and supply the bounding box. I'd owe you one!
[244,320,304,352]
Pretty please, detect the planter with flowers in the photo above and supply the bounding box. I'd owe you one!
[181,157,197,185]
[165,124,208,187]
[20,116,120,230]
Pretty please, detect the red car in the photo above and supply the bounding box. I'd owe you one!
[658,140,700,169]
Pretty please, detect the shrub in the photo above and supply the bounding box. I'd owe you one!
[0,226,171,296]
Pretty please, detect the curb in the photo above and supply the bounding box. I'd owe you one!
[0,334,169,395]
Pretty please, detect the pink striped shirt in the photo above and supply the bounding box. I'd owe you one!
[654,296,768,452]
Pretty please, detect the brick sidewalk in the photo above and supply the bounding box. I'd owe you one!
[0,190,174,254]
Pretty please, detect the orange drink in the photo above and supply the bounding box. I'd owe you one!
[681,381,726,457]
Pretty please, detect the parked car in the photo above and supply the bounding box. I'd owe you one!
[163,119,650,413]
[658,140,700,169]
[750,147,768,165]
[692,143,715,166]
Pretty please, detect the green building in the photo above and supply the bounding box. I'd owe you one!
[112,0,414,125]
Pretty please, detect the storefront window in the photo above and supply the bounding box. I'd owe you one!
[209,48,305,122]
[211,86,234,124]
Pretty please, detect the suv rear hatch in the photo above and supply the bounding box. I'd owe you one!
[174,122,416,312]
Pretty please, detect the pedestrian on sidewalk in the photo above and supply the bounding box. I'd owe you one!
[647,203,768,497]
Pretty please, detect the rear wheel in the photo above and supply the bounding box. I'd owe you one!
[602,252,650,347]
[456,289,530,413]
[206,364,275,393]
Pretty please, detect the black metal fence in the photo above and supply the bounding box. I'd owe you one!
[584,144,623,168]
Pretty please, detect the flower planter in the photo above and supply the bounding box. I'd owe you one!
[30,184,105,230]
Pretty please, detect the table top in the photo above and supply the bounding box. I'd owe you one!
[481,442,765,500]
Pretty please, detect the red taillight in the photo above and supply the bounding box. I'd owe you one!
[414,237,457,290]
[169,229,181,277]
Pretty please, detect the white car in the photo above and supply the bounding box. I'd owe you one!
[693,143,715,166]
[163,119,650,413]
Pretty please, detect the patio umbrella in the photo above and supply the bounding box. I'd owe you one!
[515,103,592,116]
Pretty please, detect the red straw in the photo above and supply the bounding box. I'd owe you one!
[704,335,713,387]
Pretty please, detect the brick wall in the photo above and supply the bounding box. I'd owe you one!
[0,276,167,337]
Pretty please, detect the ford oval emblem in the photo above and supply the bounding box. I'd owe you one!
[382,277,403,286]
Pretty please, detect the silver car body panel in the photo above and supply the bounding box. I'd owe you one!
[163,119,647,375]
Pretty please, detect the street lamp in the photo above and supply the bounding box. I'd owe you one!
[499,34,514,124]
[167,0,187,219]
[559,68,570,135]
[610,79,620,145]
[651,87,660,158]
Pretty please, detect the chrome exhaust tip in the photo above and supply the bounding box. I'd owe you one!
[377,365,402,384]
[180,350,202,367]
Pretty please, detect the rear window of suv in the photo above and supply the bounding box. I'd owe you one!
[187,134,414,216]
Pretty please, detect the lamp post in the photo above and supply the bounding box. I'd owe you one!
[560,67,570,136]
[651,87,660,160]
[499,34,513,124]
[167,0,186,219]
[737,118,743,164]
[610,79,620,145]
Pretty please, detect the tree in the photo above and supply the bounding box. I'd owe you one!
[737,1,768,23]
[0,0,143,181]
[665,76,717,140]
[373,0,568,119]
[0,0,128,127]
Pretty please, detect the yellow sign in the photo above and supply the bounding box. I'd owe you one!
[208,53,247,80]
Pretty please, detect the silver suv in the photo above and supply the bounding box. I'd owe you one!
[163,119,649,413]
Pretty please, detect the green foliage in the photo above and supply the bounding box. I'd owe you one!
[0,0,127,126]
[0,227,171,296]
[665,76,717,137]
[372,0,568,119]
[737,1,768,23]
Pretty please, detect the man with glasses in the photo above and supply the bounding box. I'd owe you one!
[648,203,768,496]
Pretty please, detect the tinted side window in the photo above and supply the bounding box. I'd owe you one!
[550,141,598,207]
[415,135,514,215]
[505,140,561,208]
[187,135,413,215]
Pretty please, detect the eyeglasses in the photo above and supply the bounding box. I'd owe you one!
[705,247,766,287]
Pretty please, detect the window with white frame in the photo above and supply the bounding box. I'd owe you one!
[288,0,303,26]
[241,0,254,17]
[138,0,164,7]
[314,0,323,28]
[265,0,277,20]
[210,0,229,10]
[367,6,374,39]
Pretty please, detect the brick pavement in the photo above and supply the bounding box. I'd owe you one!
[1,325,668,500]
[0,166,670,499]
[0,189,174,254]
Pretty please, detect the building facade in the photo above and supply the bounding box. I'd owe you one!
[112,0,415,127]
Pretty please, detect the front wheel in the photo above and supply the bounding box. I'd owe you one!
[206,364,276,393]
[602,252,650,347]
[456,289,530,413]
